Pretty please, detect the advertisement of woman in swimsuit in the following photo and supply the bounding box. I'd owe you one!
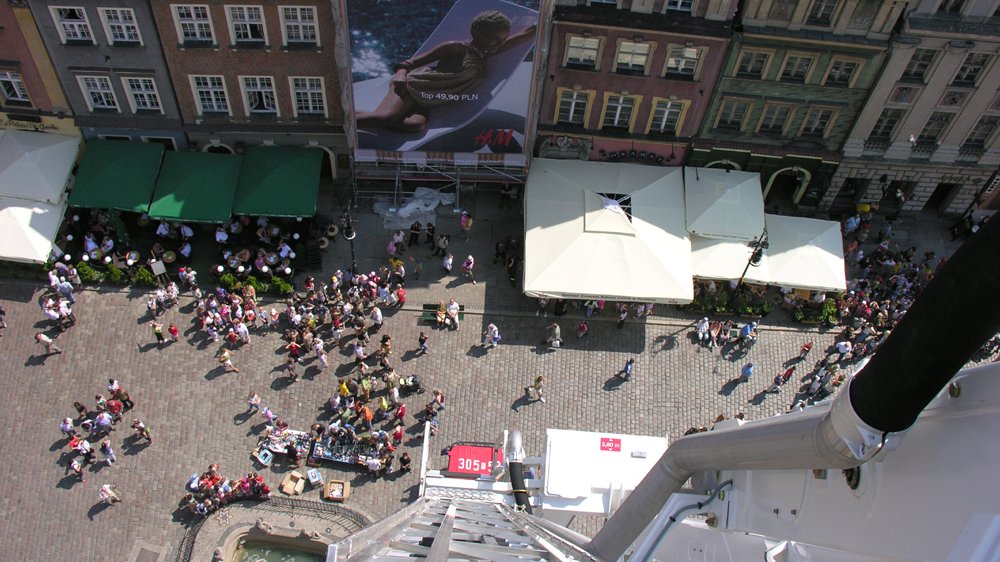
[347,0,539,156]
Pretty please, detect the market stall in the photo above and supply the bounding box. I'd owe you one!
[309,433,381,467]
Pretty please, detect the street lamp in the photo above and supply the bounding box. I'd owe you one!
[341,212,357,275]
[737,228,768,294]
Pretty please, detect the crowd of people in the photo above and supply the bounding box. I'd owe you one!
[179,464,271,517]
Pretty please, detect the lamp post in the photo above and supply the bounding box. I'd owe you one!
[737,228,768,295]
[342,212,357,275]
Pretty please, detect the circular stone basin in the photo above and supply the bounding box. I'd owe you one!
[233,539,324,562]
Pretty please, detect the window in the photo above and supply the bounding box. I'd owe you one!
[0,71,30,105]
[281,7,317,46]
[664,46,700,78]
[869,108,904,139]
[825,59,860,87]
[174,5,214,43]
[902,49,935,82]
[557,89,590,125]
[241,76,276,115]
[123,78,161,112]
[800,108,835,137]
[952,53,988,86]
[78,76,118,111]
[890,86,917,104]
[602,95,637,129]
[291,77,325,116]
[192,75,229,114]
[228,6,266,44]
[918,111,953,142]
[938,0,964,13]
[780,55,814,83]
[963,116,997,146]
[716,99,750,130]
[664,0,694,11]
[51,7,93,44]
[565,36,600,70]
[736,51,770,78]
[758,104,792,135]
[616,41,651,75]
[649,99,685,135]
[99,8,141,44]
[807,0,838,25]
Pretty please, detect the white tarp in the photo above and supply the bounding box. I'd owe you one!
[685,167,765,241]
[764,214,847,292]
[690,235,769,285]
[524,159,692,304]
[0,197,67,263]
[0,130,78,204]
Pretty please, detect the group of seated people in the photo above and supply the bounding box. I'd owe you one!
[179,465,271,517]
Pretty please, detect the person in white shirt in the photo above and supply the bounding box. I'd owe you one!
[277,241,292,258]
[100,236,114,253]
[215,226,229,244]
[696,317,710,345]
[156,221,171,238]
[446,298,461,330]
[178,241,192,259]
[180,224,194,239]
[83,233,99,253]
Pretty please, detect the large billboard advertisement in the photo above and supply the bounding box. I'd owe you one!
[347,0,540,158]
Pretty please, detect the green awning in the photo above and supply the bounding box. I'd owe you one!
[67,140,164,212]
[148,151,242,223]
[233,146,322,217]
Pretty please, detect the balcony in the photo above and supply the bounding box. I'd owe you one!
[863,138,889,153]
[907,13,1000,37]
[554,5,732,37]
[957,143,984,162]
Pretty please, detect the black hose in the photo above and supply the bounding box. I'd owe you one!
[509,461,532,514]
[849,215,1000,432]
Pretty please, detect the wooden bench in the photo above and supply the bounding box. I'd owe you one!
[420,303,465,324]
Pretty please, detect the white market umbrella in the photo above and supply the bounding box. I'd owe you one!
[0,196,67,263]
[764,214,847,292]
[684,167,765,241]
[0,130,79,204]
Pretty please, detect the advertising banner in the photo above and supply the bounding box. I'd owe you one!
[347,0,539,158]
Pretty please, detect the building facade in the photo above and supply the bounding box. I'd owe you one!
[691,0,907,210]
[0,0,78,136]
[149,0,346,175]
[27,0,185,147]
[535,0,737,165]
[823,0,1000,217]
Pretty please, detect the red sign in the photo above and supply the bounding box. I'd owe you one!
[447,444,500,476]
[600,438,622,452]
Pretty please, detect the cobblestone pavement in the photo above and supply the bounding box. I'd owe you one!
[0,193,974,561]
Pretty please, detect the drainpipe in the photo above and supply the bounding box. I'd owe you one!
[587,215,1000,561]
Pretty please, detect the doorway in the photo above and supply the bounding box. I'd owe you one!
[926,182,959,212]
[765,171,801,214]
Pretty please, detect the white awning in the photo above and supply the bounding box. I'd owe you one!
[0,197,67,263]
[524,159,693,304]
[0,130,78,204]
[685,167,765,241]
[690,236,769,285]
[764,214,847,292]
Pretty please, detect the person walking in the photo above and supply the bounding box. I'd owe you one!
[424,222,435,246]
[525,375,546,403]
[482,323,500,349]
[619,358,635,381]
[442,252,453,274]
[285,357,299,382]
[431,389,446,410]
[70,458,86,482]
[150,321,165,346]
[99,484,122,506]
[408,221,422,246]
[218,349,239,373]
[131,419,153,444]
[462,255,476,284]
[100,440,117,466]
[59,417,77,438]
[459,212,473,240]
[417,331,429,354]
[433,233,449,257]
[35,332,62,355]
[544,323,561,348]
[168,323,180,342]
[57,277,76,305]
[246,391,261,412]
[616,306,628,329]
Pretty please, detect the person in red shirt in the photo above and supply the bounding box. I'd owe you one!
[106,399,124,424]
[168,323,179,342]
[395,285,406,307]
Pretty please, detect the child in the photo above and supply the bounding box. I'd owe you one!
[577,320,589,338]
[168,323,179,341]
[418,331,429,354]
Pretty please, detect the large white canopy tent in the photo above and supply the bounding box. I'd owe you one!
[0,130,78,204]
[524,159,693,304]
[0,197,68,263]
[0,130,79,263]
[685,167,765,241]
[690,236,770,285]
[763,214,847,292]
